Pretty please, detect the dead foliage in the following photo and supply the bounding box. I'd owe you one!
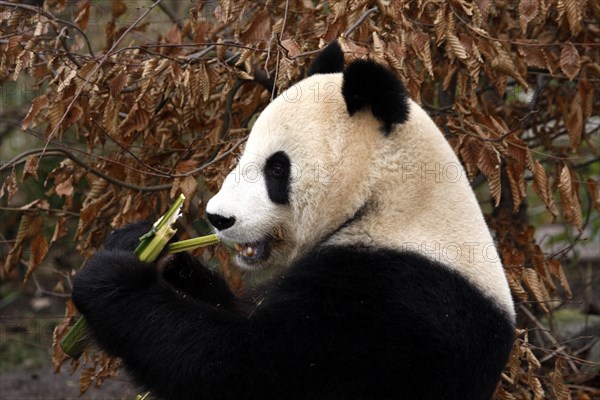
[0,0,598,397]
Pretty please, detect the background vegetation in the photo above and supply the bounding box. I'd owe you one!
[1,0,598,398]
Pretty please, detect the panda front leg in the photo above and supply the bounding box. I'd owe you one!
[71,246,250,399]
[71,236,315,399]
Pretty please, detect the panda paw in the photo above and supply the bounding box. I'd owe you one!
[104,221,154,251]
[160,252,235,306]
[72,249,157,316]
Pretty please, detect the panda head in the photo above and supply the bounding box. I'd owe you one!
[206,42,409,271]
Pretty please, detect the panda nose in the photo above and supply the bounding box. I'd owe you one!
[206,213,236,230]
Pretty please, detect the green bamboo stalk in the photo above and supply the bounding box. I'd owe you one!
[61,195,186,358]
[167,234,219,253]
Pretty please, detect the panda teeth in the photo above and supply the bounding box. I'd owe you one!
[234,242,257,258]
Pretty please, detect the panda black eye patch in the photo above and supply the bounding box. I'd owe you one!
[264,151,291,204]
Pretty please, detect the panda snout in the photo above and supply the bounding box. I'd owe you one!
[206,213,236,231]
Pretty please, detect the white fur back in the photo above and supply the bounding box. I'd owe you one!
[327,101,515,320]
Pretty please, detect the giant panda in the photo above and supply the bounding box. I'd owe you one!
[72,42,515,400]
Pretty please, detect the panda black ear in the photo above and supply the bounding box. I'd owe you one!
[307,41,345,76]
[341,60,409,134]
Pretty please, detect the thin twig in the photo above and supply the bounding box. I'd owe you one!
[0,206,80,217]
[342,6,379,37]
[2,146,172,191]
[54,25,82,68]
[518,305,580,374]
[90,119,170,176]
[270,0,290,101]
[32,273,72,298]
[449,4,600,48]
[184,138,247,176]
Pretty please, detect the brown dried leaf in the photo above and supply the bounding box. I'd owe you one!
[74,0,90,31]
[560,42,580,81]
[506,271,529,302]
[578,79,594,120]
[235,47,254,66]
[445,33,468,60]
[52,300,76,372]
[566,89,583,151]
[281,39,301,58]
[558,165,583,231]
[24,233,48,281]
[495,387,517,400]
[46,99,65,138]
[234,69,254,81]
[492,42,528,88]
[76,200,104,241]
[57,69,77,93]
[4,214,41,275]
[412,31,433,77]
[522,268,550,312]
[340,38,369,58]
[564,0,583,35]
[22,95,49,129]
[120,103,151,136]
[55,176,74,198]
[477,143,502,207]
[518,43,551,72]
[551,359,572,400]
[96,356,121,386]
[372,32,385,60]
[586,179,600,214]
[79,366,96,396]
[0,170,18,203]
[141,58,159,80]
[198,63,210,102]
[164,25,182,45]
[51,215,69,244]
[506,165,524,212]
[519,0,538,32]
[458,135,481,178]
[216,38,227,60]
[111,0,126,19]
[531,376,545,400]
[548,259,572,298]
[13,49,30,80]
[241,11,271,43]
[434,5,447,44]
[531,159,558,217]
[109,71,129,98]
[22,155,40,182]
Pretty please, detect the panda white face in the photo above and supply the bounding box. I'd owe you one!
[206,73,381,271]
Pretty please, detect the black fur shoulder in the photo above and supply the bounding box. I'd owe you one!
[307,41,345,76]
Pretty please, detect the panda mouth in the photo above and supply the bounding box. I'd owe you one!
[233,238,272,262]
